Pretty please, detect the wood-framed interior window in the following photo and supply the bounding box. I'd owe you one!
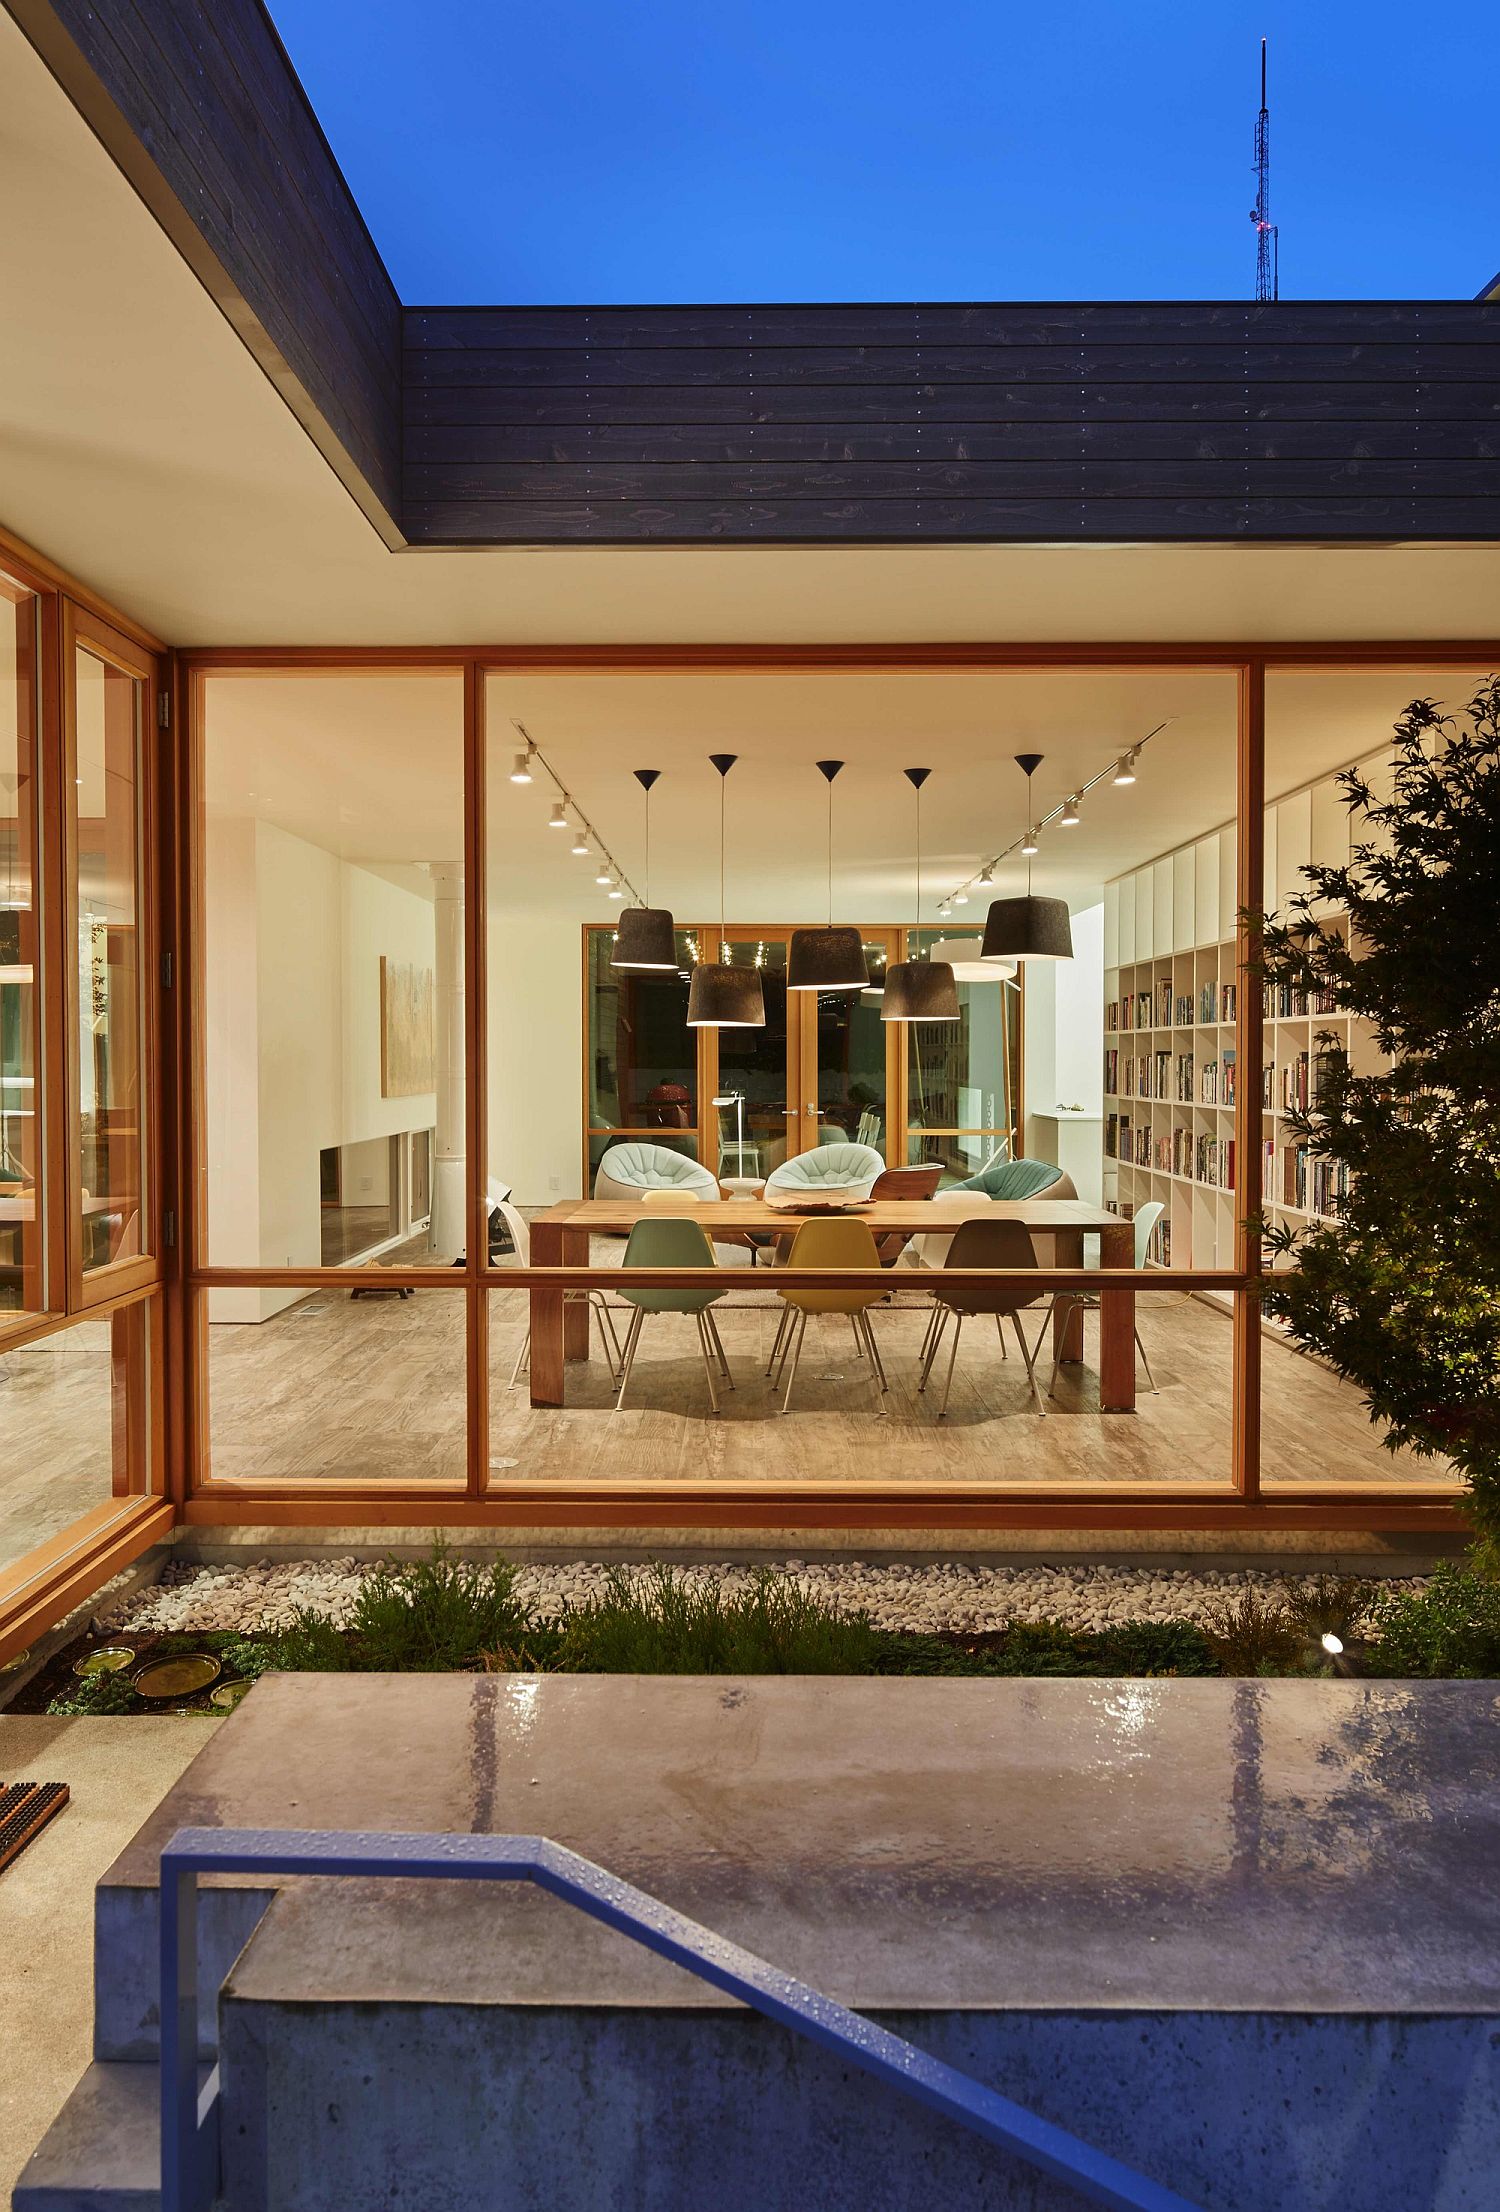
[63,606,159,1309]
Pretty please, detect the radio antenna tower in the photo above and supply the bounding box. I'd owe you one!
[1251,37,1279,300]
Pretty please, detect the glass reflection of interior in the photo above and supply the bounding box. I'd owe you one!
[0,574,40,1314]
[74,644,145,1276]
[713,937,788,1177]
[904,928,1022,1183]
[587,925,698,1135]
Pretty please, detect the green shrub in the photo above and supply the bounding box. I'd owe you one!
[269,1609,354,1672]
[554,1565,881,1676]
[218,1636,280,1680]
[265,1542,530,1674]
[347,1544,527,1671]
[47,1668,143,1716]
[1199,1589,1302,1675]
[872,1617,1217,1678]
[1364,1564,1500,1678]
[1279,1573,1375,1644]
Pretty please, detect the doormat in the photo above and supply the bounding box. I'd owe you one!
[0,1780,69,1873]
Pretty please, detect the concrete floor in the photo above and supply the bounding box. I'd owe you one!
[0,1714,220,2198]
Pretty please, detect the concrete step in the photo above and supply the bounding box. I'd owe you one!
[13,2062,162,2212]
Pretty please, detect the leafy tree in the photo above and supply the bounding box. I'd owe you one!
[1255,679,1500,1556]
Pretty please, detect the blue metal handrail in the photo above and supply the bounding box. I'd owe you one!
[160,1826,1204,2212]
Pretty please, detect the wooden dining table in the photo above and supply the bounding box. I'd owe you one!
[527,1195,1137,1412]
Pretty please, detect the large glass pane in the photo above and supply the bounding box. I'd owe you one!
[204,1286,465,1484]
[0,1301,153,1574]
[585,925,698,1132]
[812,942,889,1154]
[0,575,42,1316]
[713,936,789,1179]
[200,670,464,1294]
[74,644,145,1276]
[904,927,1020,1182]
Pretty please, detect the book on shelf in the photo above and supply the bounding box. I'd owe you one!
[1104,1048,1119,1095]
[1154,1048,1170,1098]
[1156,980,1173,1025]
[1105,1113,1119,1159]
[1281,1050,1311,1114]
[1175,1052,1195,1101]
[1105,1002,1119,1033]
[1261,1061,1275,1109]
[1220,981,1237,1021]
[1199,1057,1218,1104]
[1198,980,1216,1023]
[1221,1048,1236,1105]
[1173,992,1194,1026]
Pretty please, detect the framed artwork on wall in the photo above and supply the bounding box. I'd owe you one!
[379,957,435,1098]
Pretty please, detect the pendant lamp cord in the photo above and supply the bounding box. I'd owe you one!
[827,777,833,925]
[915,784,922,930]
[1026,767,1034,897]
[644,787,650,907]
[719,775,726,962]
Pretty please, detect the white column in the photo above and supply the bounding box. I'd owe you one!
[429,861,467,1260]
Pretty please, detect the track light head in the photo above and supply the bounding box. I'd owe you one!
[1021,828,1040,857]
[952,889,969,905]
[595,867,613,887]
[978,865,994,885]
[1060,795,1082,826]
[1113,751,1138,786]
[571,832,590,856]
[510,749,534,785]
[548,800,568,828]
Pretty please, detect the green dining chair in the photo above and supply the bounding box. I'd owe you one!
[614,1215,732,1415]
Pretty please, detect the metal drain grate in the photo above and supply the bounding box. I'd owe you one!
[0,1780,69,1873]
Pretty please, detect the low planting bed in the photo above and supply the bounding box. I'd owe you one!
[16,1549,1500,1714]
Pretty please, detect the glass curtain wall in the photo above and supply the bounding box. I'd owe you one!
[0,562,161,1612]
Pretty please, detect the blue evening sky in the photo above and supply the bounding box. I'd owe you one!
[267,1,1498,303]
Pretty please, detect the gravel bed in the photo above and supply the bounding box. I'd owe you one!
[100,1557,1428,1639]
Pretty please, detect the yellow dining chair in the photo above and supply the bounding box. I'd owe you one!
[770,1216,889,1414]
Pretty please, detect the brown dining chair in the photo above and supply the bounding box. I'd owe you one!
[918,1217,1050,1419]
[867,1163,945,1265]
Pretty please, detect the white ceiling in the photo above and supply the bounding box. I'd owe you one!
[4,10,1500,656]
[201,662,1492,918]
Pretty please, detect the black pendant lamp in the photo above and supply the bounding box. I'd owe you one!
[611,769,678,970]
[981,753,1075,964]
[788,761,869,992]
[883,769,960,1023]
[687,755,765,1027]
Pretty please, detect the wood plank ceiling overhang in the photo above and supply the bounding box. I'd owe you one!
[10,0,1500,553]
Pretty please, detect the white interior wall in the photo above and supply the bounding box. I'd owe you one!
[205,819,439,1319]
[1023,902,1105,1201]
[487,913,583,1205]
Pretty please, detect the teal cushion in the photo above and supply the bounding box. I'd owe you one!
[952,1158,1062,1200]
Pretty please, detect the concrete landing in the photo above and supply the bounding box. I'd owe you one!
[17,1674,1500,2212]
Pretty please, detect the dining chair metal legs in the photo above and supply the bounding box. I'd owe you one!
[613,1308,646,1412]
[766,1305,795,1378]
[936,1312,964,1419]
[511,1294,625,1391]
[693,1311,722,1415]
[1045,1297,1159,1397]
[1012,1310,1049,1416]
[614,1306,726,1415]
[704,1308,734,1386]
[917,1303,951,1391]
[779,1309,809,1413]
[858,1311,890,1399]
[926,1305,1047,1418]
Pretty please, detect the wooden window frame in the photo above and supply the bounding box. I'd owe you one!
[0,525,168,1664]
[163,640,1489,1538]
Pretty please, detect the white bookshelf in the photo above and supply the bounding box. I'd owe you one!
[1102,747,1389,1275]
